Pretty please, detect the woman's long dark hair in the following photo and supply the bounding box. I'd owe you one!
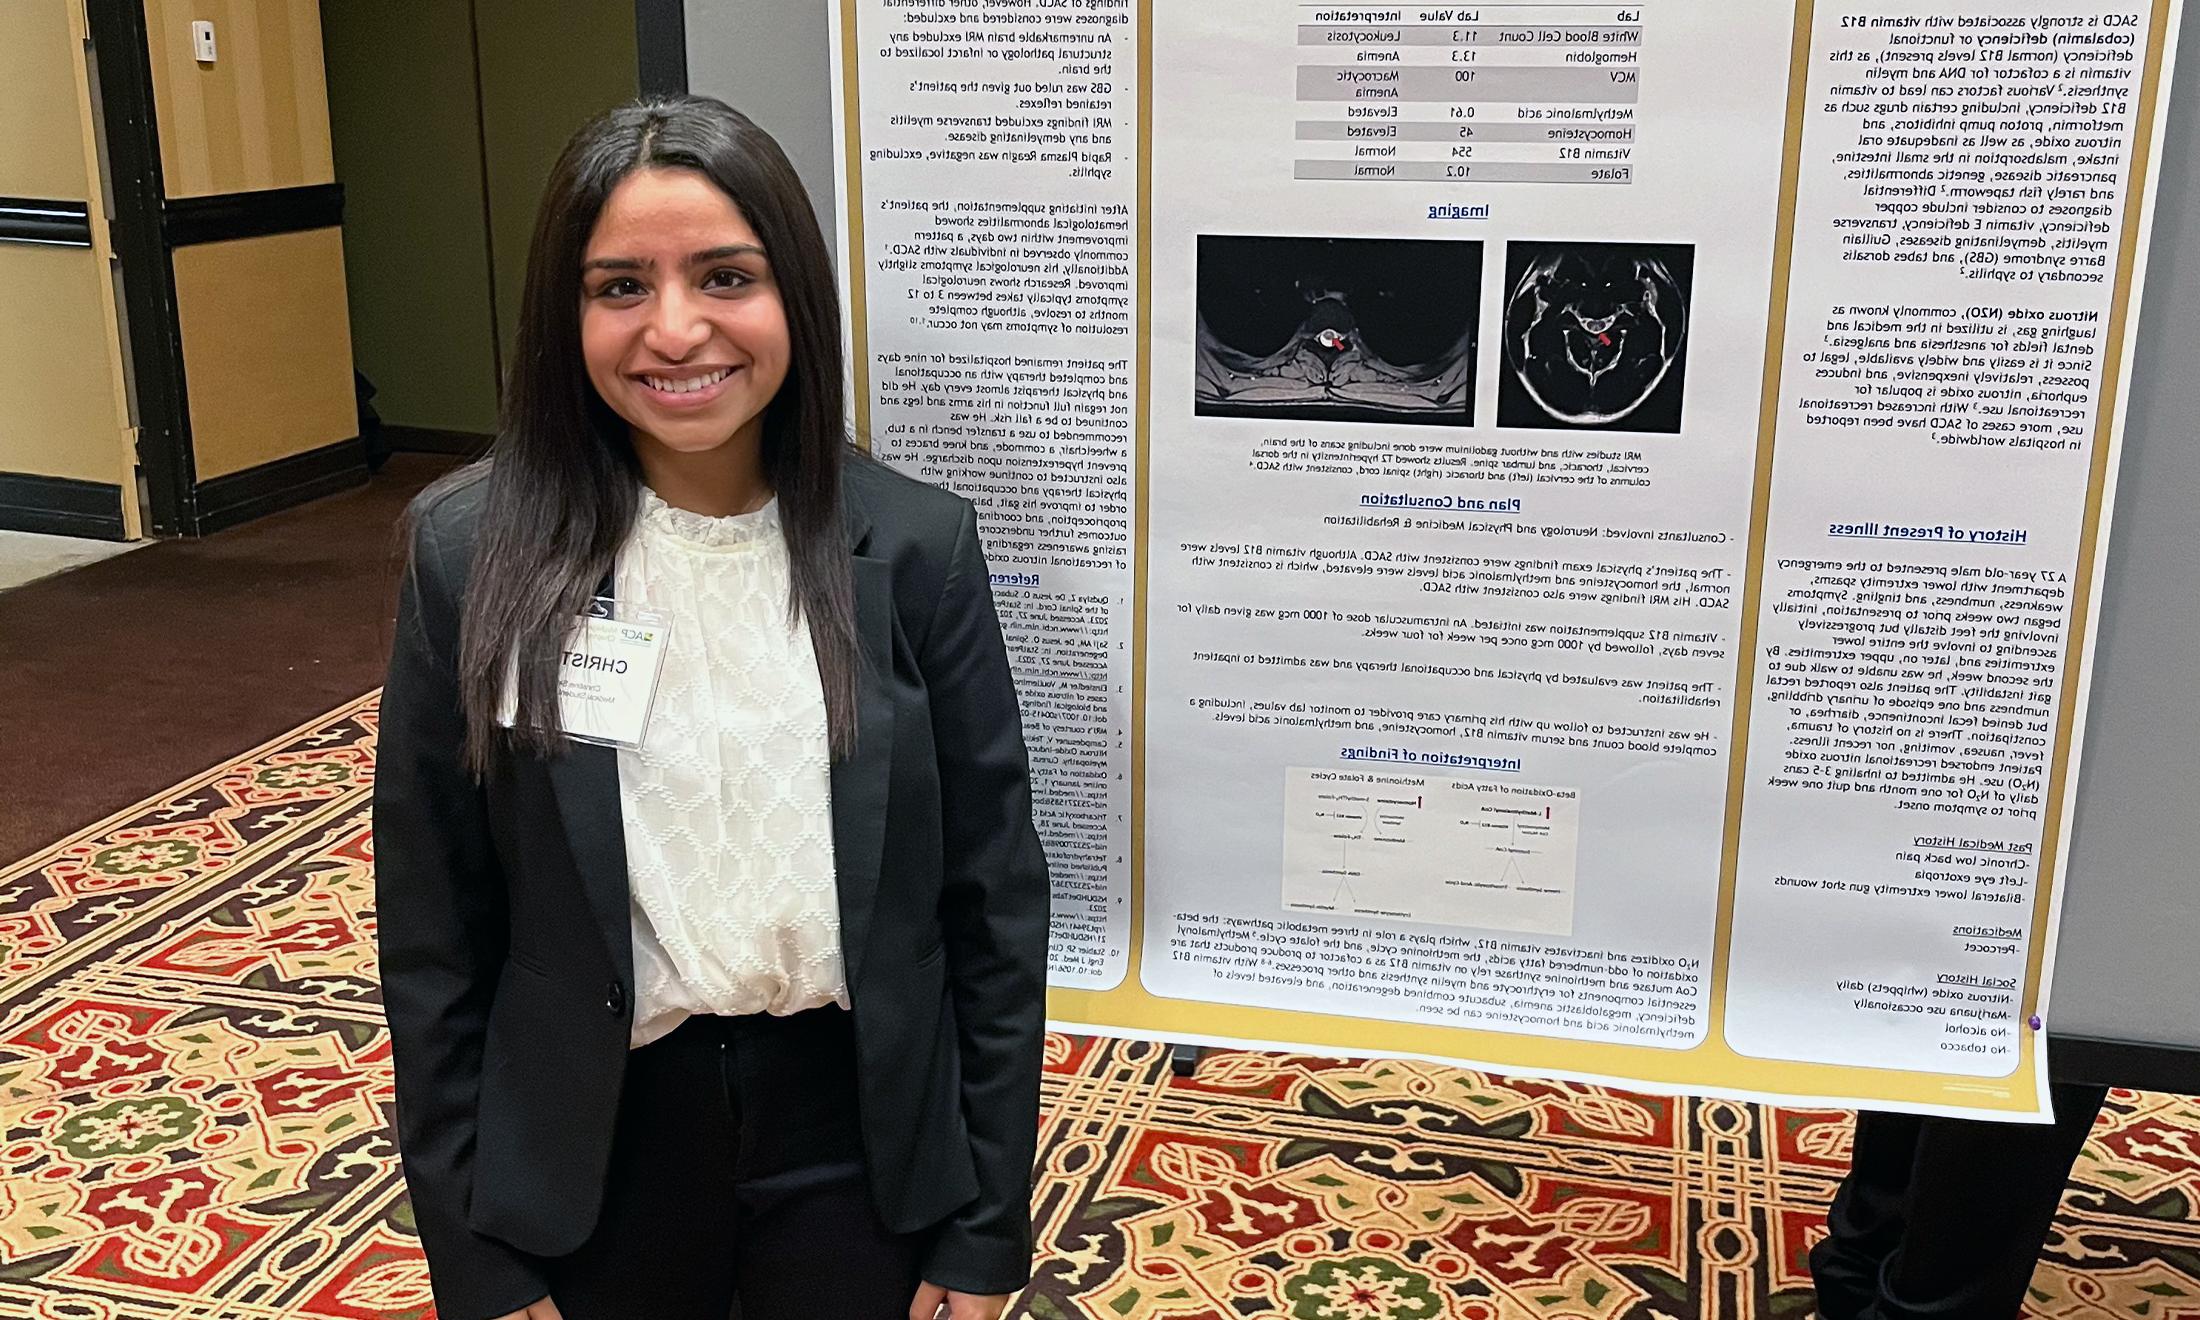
[423,96,859,775]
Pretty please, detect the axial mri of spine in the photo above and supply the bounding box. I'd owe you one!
[1503,248,1688,427]
[1194,236,1480,426]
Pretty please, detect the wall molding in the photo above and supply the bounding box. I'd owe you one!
[0,198,93,248]
[0,474,128,540]
[194,437,368,535]
[381,425,494,458]
[164,183,345,248]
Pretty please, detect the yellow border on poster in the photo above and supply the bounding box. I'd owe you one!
[835,0,2176,1118]
[838,5,872,451]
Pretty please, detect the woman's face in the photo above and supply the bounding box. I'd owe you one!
[579,167,791,466]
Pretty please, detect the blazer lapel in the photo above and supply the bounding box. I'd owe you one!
[546,740,634,986]
[832,489,895,986]
[545,569,636,986]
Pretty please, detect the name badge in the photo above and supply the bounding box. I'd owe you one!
[496,600,671,751]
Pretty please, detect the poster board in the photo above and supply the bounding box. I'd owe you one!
[822,0,2187,1120]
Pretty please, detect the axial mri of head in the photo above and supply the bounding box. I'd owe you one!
[1194,241,1476,420]
[1503,249,1687,427]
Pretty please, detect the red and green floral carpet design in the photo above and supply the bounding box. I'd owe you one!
[1,695,2196,1318]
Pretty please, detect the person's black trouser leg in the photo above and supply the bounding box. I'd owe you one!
[1811,1108,1924,1320]
[1811,1081,2109,1320]
[541,1007,927,1320]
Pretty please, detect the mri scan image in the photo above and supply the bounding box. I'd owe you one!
[1498,241,1693,433]
[1194,235,1481,427]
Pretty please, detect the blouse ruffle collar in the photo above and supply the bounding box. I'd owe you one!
[637,485,780,549]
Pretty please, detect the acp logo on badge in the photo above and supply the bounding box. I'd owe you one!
[621,627,655,643]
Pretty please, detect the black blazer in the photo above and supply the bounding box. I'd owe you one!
[372,455,1050,1320]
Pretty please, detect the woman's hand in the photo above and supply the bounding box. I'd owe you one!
[490,1299,564,1320]
[909,1280,1011,1320]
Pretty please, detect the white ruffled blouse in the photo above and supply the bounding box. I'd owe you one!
[614,487,846,1048]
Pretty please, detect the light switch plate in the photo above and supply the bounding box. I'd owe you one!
[190,20,216,63]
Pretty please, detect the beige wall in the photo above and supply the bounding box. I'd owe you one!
[144,0,335,200]
[143,0,354,485]
[2,0,358,523]
[0,1,93,198]
[173,228,355,480]
[0,0,136,510]
[0,249,134,486]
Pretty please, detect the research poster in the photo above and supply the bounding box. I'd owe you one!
[830,0,2182,1119]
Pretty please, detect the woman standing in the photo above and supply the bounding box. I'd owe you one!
[373,96,1049,1320]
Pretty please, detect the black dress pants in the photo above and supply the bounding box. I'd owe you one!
[536,1006,927,1320]
[1810,1080,2109,1320]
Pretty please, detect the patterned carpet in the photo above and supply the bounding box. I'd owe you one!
[1,695,2196,1318]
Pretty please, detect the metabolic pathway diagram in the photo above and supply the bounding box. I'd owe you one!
[1282,768,1582,936]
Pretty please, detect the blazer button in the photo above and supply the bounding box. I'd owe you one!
[605,981,626,1016]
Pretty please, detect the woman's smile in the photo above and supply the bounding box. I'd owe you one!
[634,364,742,407]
